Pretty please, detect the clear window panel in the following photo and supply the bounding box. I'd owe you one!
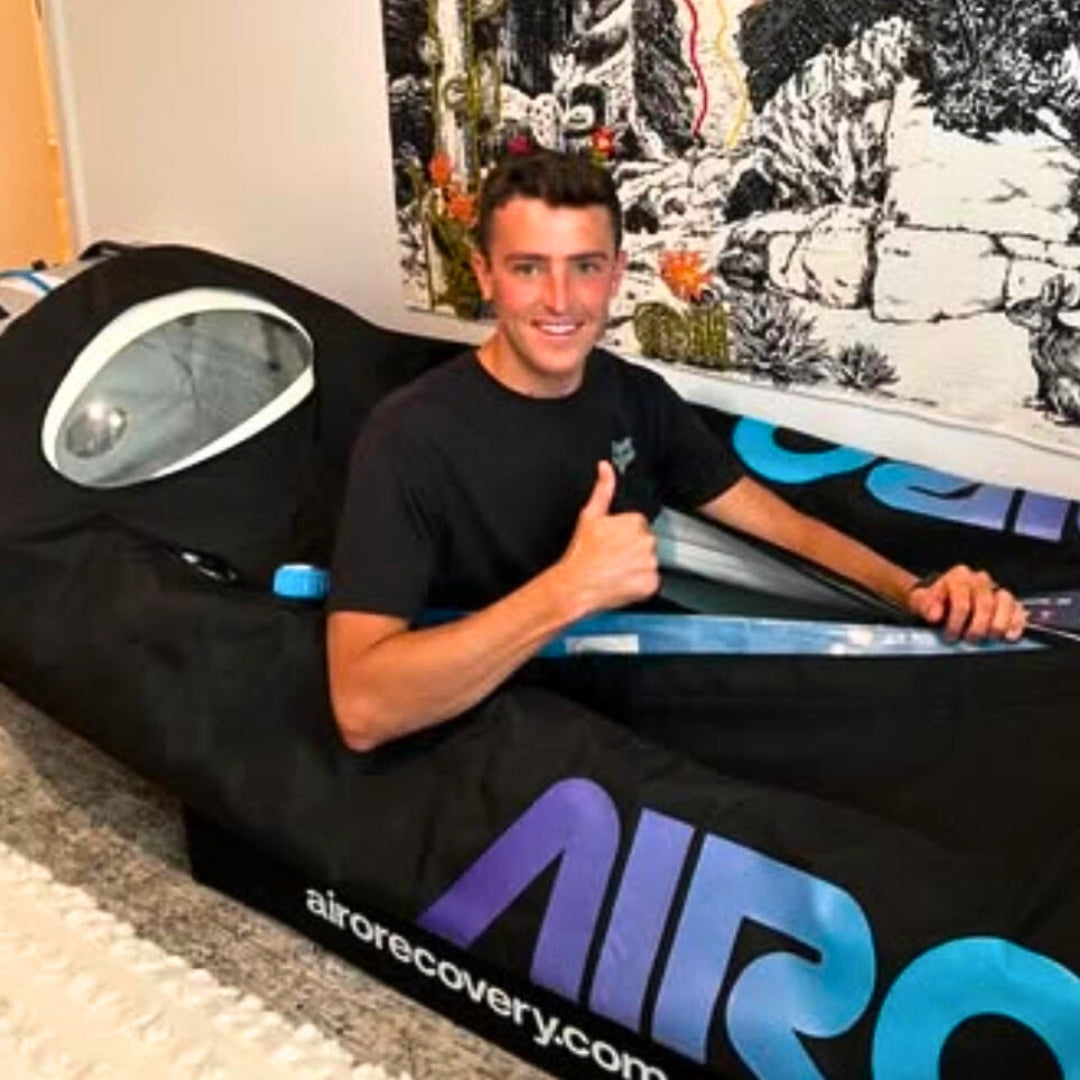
[51,307,312,488]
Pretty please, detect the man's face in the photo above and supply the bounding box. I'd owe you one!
[471,197,626,397]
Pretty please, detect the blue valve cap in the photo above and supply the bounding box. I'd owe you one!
[272,563,329,601]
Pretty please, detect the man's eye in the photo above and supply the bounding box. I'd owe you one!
[511,263,542,277]
[574,261,604,276]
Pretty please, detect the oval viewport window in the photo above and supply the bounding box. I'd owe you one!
[42,288,314,488]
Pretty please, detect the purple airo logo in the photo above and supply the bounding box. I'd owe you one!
[418,779,1080,1078]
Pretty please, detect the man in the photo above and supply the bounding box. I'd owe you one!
[327,150,1026,752]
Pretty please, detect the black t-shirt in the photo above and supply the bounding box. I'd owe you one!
[328,349,742,618]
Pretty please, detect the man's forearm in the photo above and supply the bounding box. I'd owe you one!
[768,511,918,608]
[327,565,582,751]
[703,477,918,608]
[704,475,1026,641]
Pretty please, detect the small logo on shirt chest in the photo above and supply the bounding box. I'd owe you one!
[611,437,636,475]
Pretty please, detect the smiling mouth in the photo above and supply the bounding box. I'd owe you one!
[534,321,583,337]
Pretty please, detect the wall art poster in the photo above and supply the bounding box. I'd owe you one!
[380,0,1080,457]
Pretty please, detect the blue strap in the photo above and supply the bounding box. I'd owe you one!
[0,270,55,293]
[421,610,1040,657]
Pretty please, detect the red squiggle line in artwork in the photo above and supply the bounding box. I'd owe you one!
[681,0,709,138]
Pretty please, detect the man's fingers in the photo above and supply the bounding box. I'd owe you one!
[579,460,616,521]
[962,583,996,641]
[911,566,1028,642]
[919,589,944,624]
[909,577,945,624]
[924,568,1032,642]
[989,589,1027,641]
[947,569,993,641]
[942,585,972,640]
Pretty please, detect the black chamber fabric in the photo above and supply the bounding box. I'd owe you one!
[0,245,459,583]
[0,523,1075,1079]
[1,243,1078,1078]
[529,647,1080,874]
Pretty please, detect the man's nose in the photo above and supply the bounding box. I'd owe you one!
[541,268,569,312]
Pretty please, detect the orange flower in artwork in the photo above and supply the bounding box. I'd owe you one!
[590,126,616,159]
[446,187,478,227]
[428,151,454,189]
[658,248,713,302]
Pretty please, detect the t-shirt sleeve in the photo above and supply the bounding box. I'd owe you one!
[648,373,744,509]
[327,420,441,620]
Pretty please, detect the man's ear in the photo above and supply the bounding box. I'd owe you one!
[471,248,494,301]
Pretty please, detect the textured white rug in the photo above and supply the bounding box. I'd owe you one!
[0,839,407,1080]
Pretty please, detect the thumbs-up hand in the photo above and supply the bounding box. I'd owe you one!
[552,461,659,619]
[578,458,618,521]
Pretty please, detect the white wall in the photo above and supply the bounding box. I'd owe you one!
[42,0,1080,500]
[45,0,471,343]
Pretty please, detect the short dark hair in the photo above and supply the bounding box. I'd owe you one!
[476,150,623,255]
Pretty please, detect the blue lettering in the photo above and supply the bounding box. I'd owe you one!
[590,809,694,1030]
[417,778,619,1000]
[873,937,1080,1079]
[733,419,1080,544]
[866,464,1013,531]
[652,835,875,1076]
[418,778,1080,1079]
[732,418,875,484]
[1015,491,1071,543]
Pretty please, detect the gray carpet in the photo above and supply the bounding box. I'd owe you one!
[0,682,551,1080]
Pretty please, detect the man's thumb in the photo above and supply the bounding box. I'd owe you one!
[580,460,616,520]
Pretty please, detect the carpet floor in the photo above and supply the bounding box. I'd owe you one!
[0,838,402,1078]
[0,682,552,1080]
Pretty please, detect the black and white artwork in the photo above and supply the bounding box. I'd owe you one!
[380,0,1080,456]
